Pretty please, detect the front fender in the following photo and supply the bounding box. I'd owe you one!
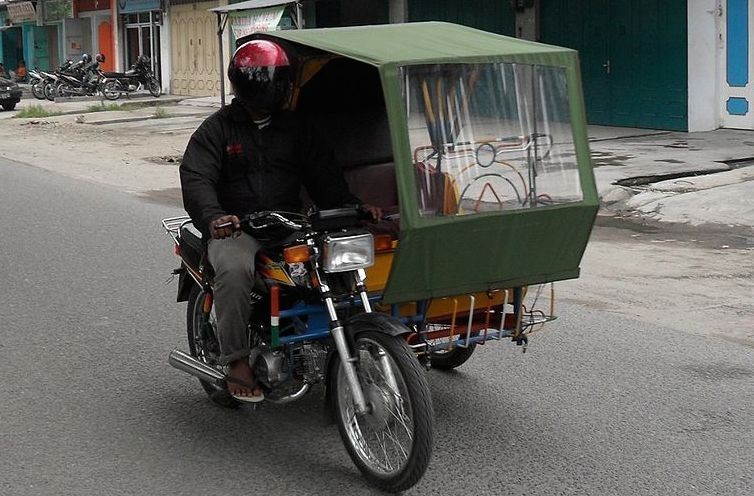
[344,312,412,338]
[324,312,412,422]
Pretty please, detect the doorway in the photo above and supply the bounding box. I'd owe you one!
[540,0,688,131]
[123,12,160,80]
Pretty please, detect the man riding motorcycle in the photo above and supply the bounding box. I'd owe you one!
[179,40,379,402]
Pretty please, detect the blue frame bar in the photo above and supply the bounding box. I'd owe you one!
[429,330,514,351]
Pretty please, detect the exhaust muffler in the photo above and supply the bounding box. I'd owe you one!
[168,349,226,388]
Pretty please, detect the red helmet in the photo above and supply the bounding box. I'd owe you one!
[95,53,106,64]
[228,40,291,113]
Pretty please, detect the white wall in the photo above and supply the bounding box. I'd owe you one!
[160,12,171,93]
[389,0,407,24]
[688,0,722,132]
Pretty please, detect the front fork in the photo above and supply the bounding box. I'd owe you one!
[318,268,396,416]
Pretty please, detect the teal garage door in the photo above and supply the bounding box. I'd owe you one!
[409,0,515,37]
[541,0,688,131]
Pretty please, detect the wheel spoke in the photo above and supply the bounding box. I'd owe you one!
[337,337,416,476]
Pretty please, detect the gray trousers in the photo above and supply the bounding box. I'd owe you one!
[207,232,262,365]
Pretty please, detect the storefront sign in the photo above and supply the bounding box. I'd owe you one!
[77,0,112,12]
[43,0,74,22]
[7,2,37,23]
[117,0,160,14]
[230,6,285,38]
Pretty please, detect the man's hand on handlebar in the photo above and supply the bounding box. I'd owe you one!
[362,204,383,223]
[210,215,241,239]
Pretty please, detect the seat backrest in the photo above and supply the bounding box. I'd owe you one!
[313,106,398,210]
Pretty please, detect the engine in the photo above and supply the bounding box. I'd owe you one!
[251,342,328,388]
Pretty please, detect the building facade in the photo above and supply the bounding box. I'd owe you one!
[1,0,747,133]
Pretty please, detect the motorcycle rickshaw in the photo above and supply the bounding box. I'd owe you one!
[163,22,597,493]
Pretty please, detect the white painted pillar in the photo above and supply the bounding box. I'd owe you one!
[389,0,407,24]
[112,1,121,71]
[516,0,539,40]
[688,0,722,131]
[160,8,171,94]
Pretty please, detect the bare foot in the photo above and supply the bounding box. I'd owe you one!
[227,359,264,400]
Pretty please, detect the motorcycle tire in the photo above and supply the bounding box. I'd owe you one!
[429,343,476,370]
[102,80,122,101]
[44,82,56,101]
[148,78,161,98]
[56,82,69,99]
[31,82,46,100]
[186,284,240,409]
[2,103,16,111]
[332,330,433,493]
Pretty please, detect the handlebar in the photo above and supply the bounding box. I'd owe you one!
[214,211,307,232]
[215,206,374,234]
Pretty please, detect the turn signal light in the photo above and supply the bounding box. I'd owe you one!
[374,235,394,252]
[284,244,310,263]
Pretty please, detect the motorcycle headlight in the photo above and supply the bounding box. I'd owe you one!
[321,233,374,273]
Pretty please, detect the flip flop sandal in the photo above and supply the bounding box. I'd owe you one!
[225,376,265,403]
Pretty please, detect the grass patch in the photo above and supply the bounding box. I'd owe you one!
[153,106,170,119]
[14,105,62,118]
[86,102,125,112]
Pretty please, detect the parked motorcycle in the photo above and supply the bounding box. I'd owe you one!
[28,69,46,100]
[162,208,434,493]
[101,55,161,100]
[55,69,102,98]
[36,59,85,101]
[55,56,104,98]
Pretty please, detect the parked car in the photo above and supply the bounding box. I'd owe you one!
[0,76,22,110]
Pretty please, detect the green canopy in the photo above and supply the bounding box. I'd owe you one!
[259,23,598,304]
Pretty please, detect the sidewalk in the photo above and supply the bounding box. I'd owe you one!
[589,127,754,229]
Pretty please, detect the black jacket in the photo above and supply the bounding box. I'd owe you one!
[180,99,360,237]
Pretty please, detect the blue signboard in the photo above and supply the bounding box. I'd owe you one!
[118,0,160,14]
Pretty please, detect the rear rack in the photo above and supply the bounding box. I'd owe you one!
[161,215,192,245]
[420,283,557,353]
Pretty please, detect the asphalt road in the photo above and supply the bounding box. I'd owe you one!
[1,159,752,496]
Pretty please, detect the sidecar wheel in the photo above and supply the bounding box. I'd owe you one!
[186,284,240,409]
[333,331,433,493]
[430,343,476,370]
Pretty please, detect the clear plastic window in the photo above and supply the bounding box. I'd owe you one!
[401,63,582,217]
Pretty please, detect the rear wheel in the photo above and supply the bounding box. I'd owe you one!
[102,80,122,100]
[333,330,433,492]
[44,82,56,101]
[2,103,16,111]
[148,77,161,97]
[186,284,240,408]
[55,82,70,98]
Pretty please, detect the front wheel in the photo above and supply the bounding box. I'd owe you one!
[333,331,434,493]
[2,103,16,111]
[31,81,45,99]
[148,77,161,97]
